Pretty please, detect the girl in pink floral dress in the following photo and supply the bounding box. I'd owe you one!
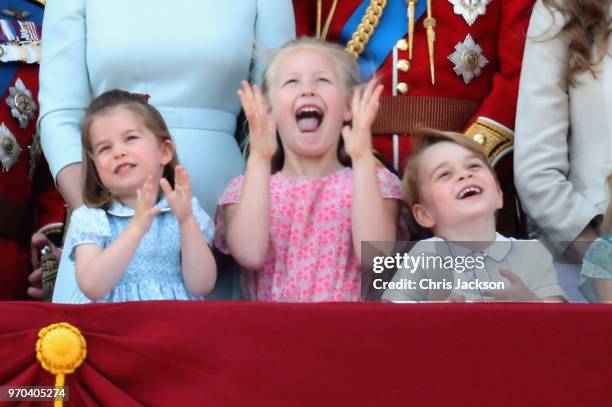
[215,38,404,302]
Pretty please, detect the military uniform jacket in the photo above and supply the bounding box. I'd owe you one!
[294,0,535,171]
[0,0,64,300]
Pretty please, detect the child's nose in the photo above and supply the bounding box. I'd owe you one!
[300,82,316,96]
[113,147,127,158]
[458,172,473,181]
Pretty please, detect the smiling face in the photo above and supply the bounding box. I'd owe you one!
[412,141,503,231]
[88,107,173,205]
[267,45,352,161]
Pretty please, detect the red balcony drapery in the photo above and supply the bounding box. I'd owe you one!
[1,302,611,406]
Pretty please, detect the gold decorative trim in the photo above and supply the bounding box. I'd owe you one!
[37,222,64,238]
[464,118,514,165]
[27,0,45,7]
[316,0,339,40]
[345,0,388,57]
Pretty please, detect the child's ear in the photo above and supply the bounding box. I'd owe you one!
[159,139,174,166]
[495,182,503,210]
[412,203,436,229]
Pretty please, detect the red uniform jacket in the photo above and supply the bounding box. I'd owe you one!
[294,0,534,168]
[0,0,64,300]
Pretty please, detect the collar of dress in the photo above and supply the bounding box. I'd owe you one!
[107,196,172,217]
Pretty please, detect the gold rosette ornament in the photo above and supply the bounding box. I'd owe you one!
[36,322,87,406]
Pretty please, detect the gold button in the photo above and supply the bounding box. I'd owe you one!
[473,133,486,145]
[462,51,478,68]
[396,39,408,51]
[397,82,409,95]
[397,59,410,72]
[2,137,15,155]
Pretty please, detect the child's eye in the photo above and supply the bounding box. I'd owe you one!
[126,135,139,141]
[437,171,451,179]
[283,79,297,86]
[469,163,482,169]
[96,146,110,155]
[317,77,331,83]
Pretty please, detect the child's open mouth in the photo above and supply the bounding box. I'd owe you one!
[456,186,482,199]
[295,106,323,132]
[114,163,136,174]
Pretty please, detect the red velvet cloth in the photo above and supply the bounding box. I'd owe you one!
[1,302,611,406]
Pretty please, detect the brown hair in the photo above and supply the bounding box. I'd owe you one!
[542,0,612,86]
[81,89,178,208]
[603,172,612,234]
[402,129,496,210]
[259,37,361,172]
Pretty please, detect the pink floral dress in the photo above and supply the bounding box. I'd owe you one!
[215,167,403,302]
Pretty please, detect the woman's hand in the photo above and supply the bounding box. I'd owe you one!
[160,165,194,225]
[237,80,277,161]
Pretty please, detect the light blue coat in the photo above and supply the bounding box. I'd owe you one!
[39,0,295,302]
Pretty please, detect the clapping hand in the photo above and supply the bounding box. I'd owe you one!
[341,78,383,161]
[131,175,161,234]
[160,165,193,225]
[237,80,277,161]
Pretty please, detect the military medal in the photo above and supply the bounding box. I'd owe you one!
[448,34,488,84]
[448,0,492,26]
[1,7,31,20]
[0,123,21,172]
[6,78,37,128]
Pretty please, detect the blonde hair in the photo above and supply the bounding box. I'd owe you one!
[260,37,361,172]
[603,172,612,234]
[402,128,496,210]
[81,89,179,209]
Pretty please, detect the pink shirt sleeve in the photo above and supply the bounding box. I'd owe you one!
[376,167,403,200]
[213,175,245,254]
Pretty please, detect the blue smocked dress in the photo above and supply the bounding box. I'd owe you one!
[67,197,214,303]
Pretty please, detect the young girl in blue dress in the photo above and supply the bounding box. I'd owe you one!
[66,90,216,303]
